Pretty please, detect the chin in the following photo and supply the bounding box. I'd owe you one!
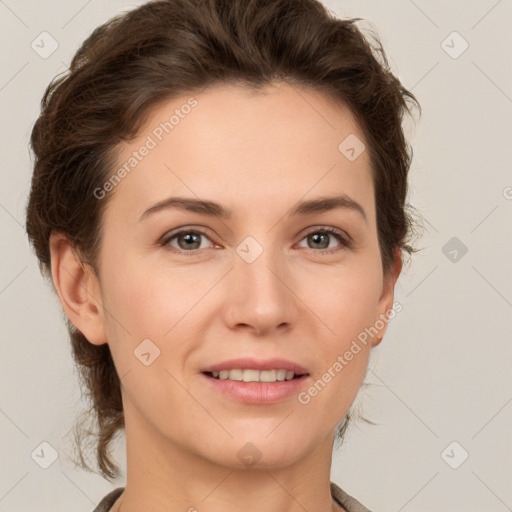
[204,429,312,470]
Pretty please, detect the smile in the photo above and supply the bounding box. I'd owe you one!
[205,369,302,382]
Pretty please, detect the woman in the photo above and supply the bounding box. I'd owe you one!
[25,0,419,510]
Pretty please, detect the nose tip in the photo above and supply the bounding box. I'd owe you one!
[224,251,296,335]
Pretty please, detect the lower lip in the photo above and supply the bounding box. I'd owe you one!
[201,373,309,404]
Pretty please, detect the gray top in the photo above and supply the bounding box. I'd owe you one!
[92,482,372,512]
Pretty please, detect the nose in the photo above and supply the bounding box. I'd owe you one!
[222,243,298,336]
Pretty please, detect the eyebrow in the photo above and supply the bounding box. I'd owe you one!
[138,194,367,223]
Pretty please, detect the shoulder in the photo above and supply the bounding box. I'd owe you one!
[330,481,374,512]
[92,487,124,512]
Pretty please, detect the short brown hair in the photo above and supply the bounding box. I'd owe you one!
[26,0,420,481]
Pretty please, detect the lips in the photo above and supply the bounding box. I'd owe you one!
[200,358,310,404]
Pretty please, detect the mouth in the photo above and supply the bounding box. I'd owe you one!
[203,369,306,382]
[200,359,310,404]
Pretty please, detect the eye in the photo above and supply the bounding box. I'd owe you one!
[297,227,350,254]
[161,228,215,253]
[160,226,351,255]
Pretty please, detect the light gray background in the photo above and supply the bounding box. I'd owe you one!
[1,1,511,511]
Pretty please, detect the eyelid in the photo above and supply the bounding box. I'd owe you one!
[301,225,352,243]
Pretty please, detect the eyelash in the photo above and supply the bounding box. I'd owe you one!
[160,226,352,255]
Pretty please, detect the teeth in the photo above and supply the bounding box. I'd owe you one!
[259,370,276,382]
[228,369,243,381]
[209,369,299,383]
[243,369,260,382]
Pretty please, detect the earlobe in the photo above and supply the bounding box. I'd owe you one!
[49,232,108,346]
[372,246,403,347]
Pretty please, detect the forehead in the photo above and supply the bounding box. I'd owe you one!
[105,81,375,224]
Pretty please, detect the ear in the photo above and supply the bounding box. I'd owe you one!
[371,246,403,347]
[49,231,108,346]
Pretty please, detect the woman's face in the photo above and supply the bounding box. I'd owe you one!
[92,81,400,469]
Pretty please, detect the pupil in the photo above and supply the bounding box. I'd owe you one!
[179,233,200,250]
[310,233,328,249]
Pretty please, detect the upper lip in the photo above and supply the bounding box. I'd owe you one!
[202,358,309,375]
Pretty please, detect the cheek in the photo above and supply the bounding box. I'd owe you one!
[299,257,383,343]
[99,248,199,335]
[98,254,221,384]
[98,261,200,427]
[295,257,382,408]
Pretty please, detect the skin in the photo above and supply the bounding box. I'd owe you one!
[50,81,401,512]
